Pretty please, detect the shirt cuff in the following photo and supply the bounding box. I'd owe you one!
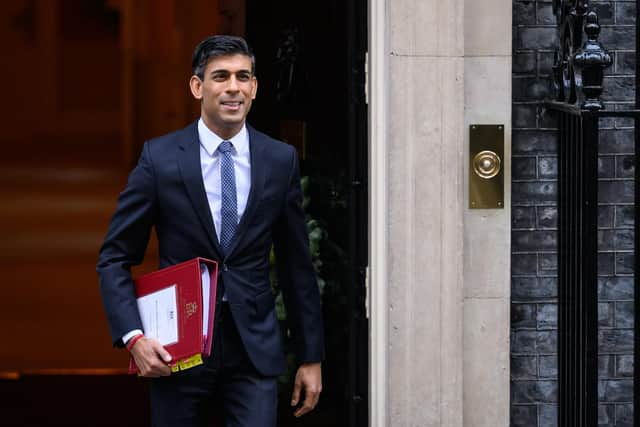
[122,329,143,344]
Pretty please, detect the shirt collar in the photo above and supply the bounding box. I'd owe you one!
[198,118,249,157]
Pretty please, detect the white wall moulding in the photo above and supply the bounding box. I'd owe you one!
[368,0,389,425]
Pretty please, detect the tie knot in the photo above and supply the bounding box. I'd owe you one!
[218,140,234,154]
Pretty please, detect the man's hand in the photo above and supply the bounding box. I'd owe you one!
[290,362,322,417]
[129,336,172,377]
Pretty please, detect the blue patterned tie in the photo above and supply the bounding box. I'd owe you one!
[218,140,237,255]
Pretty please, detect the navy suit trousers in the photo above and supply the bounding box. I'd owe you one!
[149,303,278,427]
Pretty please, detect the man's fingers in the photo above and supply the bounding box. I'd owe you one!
[153,360,172,376]
[150,341,172,363]
[293,398,315,418]
[140,359,171,377]
[131,338,172,377]
[145,350,172,376]
[294,406,310,418]
[291,380,302,406]
[293,387,321,417]
[294,402,313,417]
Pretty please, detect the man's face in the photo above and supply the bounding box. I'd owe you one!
[190,54,257,139]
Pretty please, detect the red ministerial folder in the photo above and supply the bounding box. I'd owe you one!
[128,257,219,374]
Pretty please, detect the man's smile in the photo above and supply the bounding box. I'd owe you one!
[221,100,243,111]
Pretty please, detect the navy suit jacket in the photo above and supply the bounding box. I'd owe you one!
[97,121,324,377]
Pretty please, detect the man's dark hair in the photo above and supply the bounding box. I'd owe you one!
[191,35,256,80]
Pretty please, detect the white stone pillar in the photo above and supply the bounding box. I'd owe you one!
[386,0,465,425]
[369,0,511,425]
[462,0,512,425]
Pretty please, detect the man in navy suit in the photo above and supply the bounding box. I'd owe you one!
[97,35,324,427]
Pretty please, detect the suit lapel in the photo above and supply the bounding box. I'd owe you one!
[225,125,266,257]
[177,123,223,257]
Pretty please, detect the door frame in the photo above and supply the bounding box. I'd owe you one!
[368,0,388,426]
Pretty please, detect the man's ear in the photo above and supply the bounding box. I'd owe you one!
[251,76,258,100]
[189,75,203,100]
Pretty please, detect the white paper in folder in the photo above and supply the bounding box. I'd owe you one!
[136,285,179,346]
[201,263,210,337]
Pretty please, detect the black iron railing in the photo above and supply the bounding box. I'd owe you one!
[547,1,640,426]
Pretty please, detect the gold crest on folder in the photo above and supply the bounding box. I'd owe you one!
[185,302,198,318]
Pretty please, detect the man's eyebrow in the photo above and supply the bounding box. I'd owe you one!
[209,68,252,75]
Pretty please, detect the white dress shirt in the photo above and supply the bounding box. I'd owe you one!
[122,119,252,345]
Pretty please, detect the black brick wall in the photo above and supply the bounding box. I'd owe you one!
[511,1,636,426]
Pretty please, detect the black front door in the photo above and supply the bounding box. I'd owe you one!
[246,1,368,426]
[345,0,369,426]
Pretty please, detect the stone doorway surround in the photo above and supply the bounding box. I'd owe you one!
[368,0,512,425]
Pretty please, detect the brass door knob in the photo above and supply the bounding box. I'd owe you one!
[472,150,501,179]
